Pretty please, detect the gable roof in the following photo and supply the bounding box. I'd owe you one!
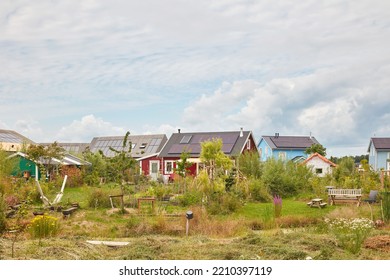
[9,152,91,166]
[41,143,90,155]
[303,153,337,167]
[0,129,35,145]
[89,134,168,158]
[369,137,390,151]
[261,135,319,150]
[158,130,254,158]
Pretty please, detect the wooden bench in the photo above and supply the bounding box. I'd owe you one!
[328,189,362,207]
[307,198,327,208]
[62,207,78,218]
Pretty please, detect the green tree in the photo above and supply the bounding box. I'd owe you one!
[200,138,233,181]
[82,147,107,185]
[0,147,19,179]
[237,150,262,179]
[332,156,356,186]
[305,143,327,156]
[26,142,65,181]
[175,149,192,179]
[106,132,137,202]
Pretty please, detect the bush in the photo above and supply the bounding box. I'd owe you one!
[325,217,374,254]
[382,191,390,223]
[88,189,111,209]
[0,194,6,234]
[29,214,60,240]
[248,179,272,202]
[60,166,83,188]
[177,189,203,207]
[207,193,242,215]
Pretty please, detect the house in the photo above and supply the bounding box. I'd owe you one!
[154,129,258,180]
[0,129,35,151]
[89,134,167,159]
[41,142,89,155]
[368,137,390,171]
[8,151,91,180]
[303,152,337,177]
[257,133,320,162]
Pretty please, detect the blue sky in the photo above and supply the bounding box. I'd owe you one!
[1,0,390,157]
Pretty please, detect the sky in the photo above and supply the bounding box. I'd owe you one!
[1,0,390,157]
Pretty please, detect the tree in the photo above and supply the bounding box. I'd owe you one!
[106,132,136,202]
[82,147,107,185]
[200,138,233,181]
[175,149,192,179]
[305,143,326,156]
[237,150,263,179]
[0,147,19,179]
[26,142,65,181]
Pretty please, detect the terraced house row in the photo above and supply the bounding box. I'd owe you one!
[1,128,389,181]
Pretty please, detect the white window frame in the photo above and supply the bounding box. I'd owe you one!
[246,140,251,150]
[278,151,286,161]
[165,160,175,174]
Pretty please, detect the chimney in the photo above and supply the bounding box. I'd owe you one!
[178,129,181,134]
[239,127,244,137]
[275,132,279,138]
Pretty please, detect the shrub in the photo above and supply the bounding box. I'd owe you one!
[325,217,374,254]
[273,195,282,218]
[60,166,83,188]
[207,193,242,215]
[382,191,390,223]
[248,179,272,202]
[29,214,60,240]
[177,189,203,207]
[88,189,111,209]
[0,194,6,234]
[238,151,263,179]
[262,159,311,197]
[260,204,276,229]
[5,195,19,208]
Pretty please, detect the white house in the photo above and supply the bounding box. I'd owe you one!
[303,153,337,177]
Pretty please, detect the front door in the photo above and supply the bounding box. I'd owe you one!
[149,160,160,181]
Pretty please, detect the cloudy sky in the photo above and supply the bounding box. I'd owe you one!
[1,0,390,157]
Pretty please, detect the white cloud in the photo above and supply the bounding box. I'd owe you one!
[55,115,125,142]
[1,1,390,157]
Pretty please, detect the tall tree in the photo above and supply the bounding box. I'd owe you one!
[26,142,65,181]
[175,149,192,179]
[200,138,232,181]
[107,132,136,194]
[305,143,327,157]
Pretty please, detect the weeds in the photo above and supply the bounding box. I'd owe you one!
[325,217,374,254]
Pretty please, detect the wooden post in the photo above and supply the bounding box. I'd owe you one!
[186,219,190,236]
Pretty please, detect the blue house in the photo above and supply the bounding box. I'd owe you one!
[368,137,390,171]
[257,133,320,162]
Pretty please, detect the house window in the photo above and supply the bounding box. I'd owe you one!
[246,140,251,150]
[259,148,262,158]
[165,161,174,174]
[315,168,323,174]
[278,152,286,161]
[139,143,147,149]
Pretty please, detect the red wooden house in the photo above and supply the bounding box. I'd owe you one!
[143,129,258,181]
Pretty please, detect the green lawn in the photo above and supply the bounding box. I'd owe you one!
[236,199,333,219]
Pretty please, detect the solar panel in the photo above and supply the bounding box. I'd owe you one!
[222,143,234,154]
[180,135,192,144]
[0,132,23,143]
